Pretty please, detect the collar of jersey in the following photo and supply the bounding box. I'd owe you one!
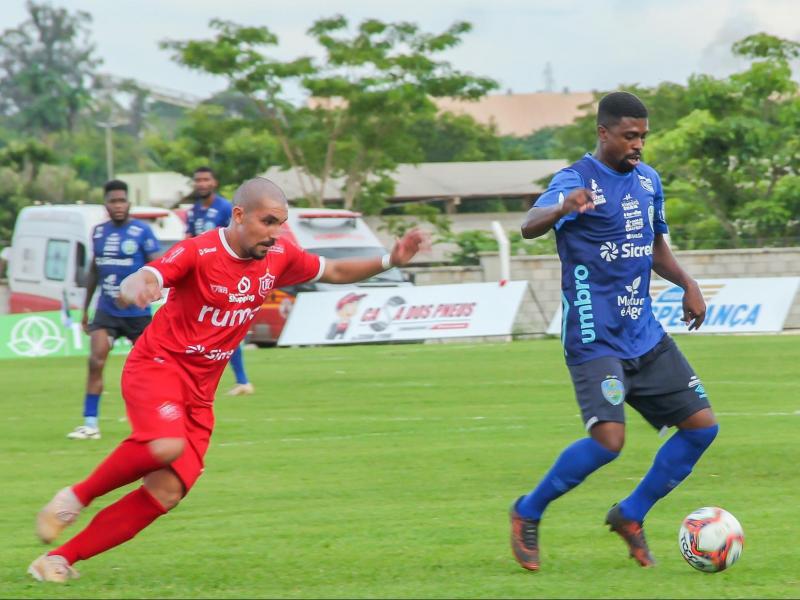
[584,153,635,178]
[218,228,251,261]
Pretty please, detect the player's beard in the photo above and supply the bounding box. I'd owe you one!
[110,208,130,224]
[249,240,275,259]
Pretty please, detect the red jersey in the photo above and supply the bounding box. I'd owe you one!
[133,228,323,396]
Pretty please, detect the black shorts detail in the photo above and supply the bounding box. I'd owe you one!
[89,309,151,343]
[567,334,711,431]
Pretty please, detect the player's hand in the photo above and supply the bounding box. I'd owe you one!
[560,188,595,216]
[390,228,431,267]
[682,281,706,331]
[118,272,162,309]
[81,312,90,335]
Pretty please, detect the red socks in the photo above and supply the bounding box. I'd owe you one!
[72,439,166,506]
[50,486,167,565]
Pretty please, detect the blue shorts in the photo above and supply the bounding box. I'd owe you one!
[567,335,711,431]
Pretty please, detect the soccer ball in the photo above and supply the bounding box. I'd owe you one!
[678,507,744,572]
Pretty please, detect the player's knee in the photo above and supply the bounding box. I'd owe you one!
[88,354,106,372]
[143,475,184,511]
[589,422,625,453]
[148,437,185,464]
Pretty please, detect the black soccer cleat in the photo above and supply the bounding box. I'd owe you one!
[605,503,656,567]
[510,498,540,571]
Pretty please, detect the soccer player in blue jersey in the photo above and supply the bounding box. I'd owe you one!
[67,180,160,440]
[186,166,254,396]
[511,92,718,570]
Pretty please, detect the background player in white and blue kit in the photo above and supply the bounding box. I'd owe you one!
[186,166,254,396]
[510,92,719,570]
[68,180,160,440]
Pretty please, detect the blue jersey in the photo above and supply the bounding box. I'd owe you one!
[186,194,232,236]
[535,153,669,365]
[92,219,159,318]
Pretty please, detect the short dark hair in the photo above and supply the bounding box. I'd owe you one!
[193,166,215,178]
[103,179,128,195]
[597,92,648,127]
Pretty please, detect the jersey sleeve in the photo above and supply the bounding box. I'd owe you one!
[652,171,669,234]
[275,241,325,288]
[533,169,585,230]
[140,224,160,259]
[185,207,195,236]
[142,238,197,289]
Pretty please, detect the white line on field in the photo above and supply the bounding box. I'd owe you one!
[217,424,526,447]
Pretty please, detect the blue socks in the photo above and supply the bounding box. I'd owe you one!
[516,437,619,520]
[83,394,101,426]
[619,424,719,523]
[229,346,249,385]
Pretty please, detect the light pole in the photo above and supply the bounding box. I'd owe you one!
[95,117,128,181]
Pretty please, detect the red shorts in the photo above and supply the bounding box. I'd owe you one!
[121,350,216,493]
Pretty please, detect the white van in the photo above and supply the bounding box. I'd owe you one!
[247,208,412,345]
[7,204,185,313]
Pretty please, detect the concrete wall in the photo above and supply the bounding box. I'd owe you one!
[409,247,800,334]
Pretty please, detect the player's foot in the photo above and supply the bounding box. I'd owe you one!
[27,554,80,583]
[605,503,656,567]
[226,382,255,396]
[66,425,101,440]
[510,498,540,571]
[36,487,84,544]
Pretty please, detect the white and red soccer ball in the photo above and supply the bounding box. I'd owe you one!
[679,507,744,572]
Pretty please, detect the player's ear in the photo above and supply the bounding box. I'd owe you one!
[231,205,245,224]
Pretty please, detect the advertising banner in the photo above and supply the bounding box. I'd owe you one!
[0,310,133,360]
[278,281,528,346]
[546,277,800,335]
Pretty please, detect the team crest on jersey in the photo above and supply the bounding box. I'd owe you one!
[121,239,138,255]
[259,271,275,296]
[638,175,654,193]
[237,276,251,294]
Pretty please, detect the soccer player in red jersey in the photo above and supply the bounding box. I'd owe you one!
[29,178,428,583]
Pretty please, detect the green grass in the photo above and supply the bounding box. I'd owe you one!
[1,335,799,598]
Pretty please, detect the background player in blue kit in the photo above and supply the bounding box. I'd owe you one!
[67,180,160,440]
[510,92,719,570]
[186,166,254,396]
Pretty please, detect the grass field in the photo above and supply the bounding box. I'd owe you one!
[1,335,798,599]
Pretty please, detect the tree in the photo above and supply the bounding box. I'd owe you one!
[162,16,496,212]
[0,139,98,240]
[0,1,100,133]
[541,33,800,249]
[147,103,281,197]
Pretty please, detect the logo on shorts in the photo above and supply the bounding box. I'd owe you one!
[601,376,625,405]
[157,402,182,422]
[688,375,707,399]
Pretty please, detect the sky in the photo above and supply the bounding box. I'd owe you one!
[2,0,799,102]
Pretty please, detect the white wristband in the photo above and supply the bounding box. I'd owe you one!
[381,253,393,271]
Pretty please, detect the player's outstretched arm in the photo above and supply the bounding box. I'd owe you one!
[319,229,430,285]
[117,269,162,309]
[521,189,594,239]
[652,234,706,330]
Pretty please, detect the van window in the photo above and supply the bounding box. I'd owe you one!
[45,239,70,281]
[75,241,87,286]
